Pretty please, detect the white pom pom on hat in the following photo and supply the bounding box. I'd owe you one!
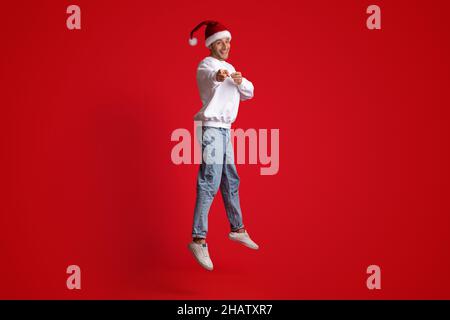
[188,37,198,46]
[189,20,232,47]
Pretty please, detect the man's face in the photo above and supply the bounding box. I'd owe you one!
[209,38,231,60]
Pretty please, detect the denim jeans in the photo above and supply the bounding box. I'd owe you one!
[192,125,244,239]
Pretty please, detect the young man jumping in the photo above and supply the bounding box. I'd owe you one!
[187,20,259,271]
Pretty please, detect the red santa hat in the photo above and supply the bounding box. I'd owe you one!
[189,20,232,47]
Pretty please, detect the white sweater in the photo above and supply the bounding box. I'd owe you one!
[193,56,254,129]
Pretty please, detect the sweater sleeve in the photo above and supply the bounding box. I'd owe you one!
[197,60,222,89]
[238,78,254,101]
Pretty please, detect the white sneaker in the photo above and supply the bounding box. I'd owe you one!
[229,230,259,250]
[188,242,214,271]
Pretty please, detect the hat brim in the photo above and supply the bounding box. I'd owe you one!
[205,30,232,48]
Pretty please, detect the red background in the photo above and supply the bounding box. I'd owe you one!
[1,0,450,299]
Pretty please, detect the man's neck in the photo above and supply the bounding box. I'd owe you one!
[210,53,225,61]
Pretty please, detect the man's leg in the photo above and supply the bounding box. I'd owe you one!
[220,129,259,250]
[220,129,245,233]
[191,126,225,242]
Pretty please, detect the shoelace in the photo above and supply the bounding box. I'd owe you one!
[200,246,209,258]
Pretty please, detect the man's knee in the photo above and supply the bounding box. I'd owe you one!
[198,164,222,195]
[197,178,221,198]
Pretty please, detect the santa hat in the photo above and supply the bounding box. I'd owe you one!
[189,20,232,47]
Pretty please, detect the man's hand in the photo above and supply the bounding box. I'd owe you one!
[216,69,230,82]
[231,72,243,85]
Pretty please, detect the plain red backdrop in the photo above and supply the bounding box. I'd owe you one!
[1,0,450,299]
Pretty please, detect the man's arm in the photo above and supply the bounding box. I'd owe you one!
[197,61,228,88]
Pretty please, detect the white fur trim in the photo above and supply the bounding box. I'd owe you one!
[189,37,198,46]
[205,30,232,48]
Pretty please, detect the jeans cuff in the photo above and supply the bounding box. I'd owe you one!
[192,234,206,239]
[230,224,245,232]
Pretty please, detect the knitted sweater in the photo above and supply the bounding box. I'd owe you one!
[193,56,254,129]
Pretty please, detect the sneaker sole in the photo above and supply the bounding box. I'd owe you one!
[228,236,259,250]
[188,245,214,271]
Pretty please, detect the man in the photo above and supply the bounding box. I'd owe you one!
[187,21,259,271]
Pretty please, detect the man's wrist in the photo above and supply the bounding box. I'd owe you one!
[212,69,221,83]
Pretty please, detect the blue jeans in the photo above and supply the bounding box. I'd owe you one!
[192,125,244,239]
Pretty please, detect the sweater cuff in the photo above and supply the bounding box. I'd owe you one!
[238,78,248,89]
